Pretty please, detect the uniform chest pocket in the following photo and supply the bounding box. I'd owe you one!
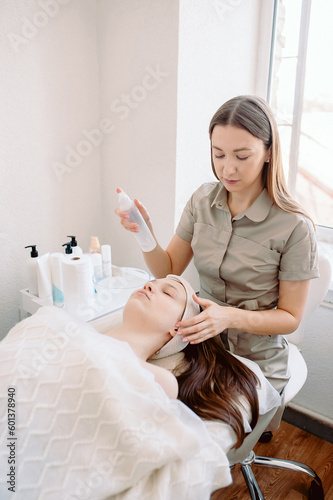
[192,222,231,278]
[223,235,281,291]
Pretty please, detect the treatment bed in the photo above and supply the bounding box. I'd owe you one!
[0,306,280,499]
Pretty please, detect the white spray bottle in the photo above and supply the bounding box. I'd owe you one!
[117,188,156,252]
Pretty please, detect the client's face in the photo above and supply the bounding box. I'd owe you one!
[125,278,187,334]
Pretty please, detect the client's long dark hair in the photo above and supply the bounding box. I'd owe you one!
[176,338,259,449]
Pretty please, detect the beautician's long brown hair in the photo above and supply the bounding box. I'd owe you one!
[209,95,314,227]
[177,337,259,449]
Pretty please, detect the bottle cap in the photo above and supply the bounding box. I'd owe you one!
[117,189,132,211]
[62,242,73,254]
[67,235,78,247]
[25,245,38,258]
[90,236,100,250]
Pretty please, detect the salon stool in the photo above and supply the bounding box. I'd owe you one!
[227,254,331,499]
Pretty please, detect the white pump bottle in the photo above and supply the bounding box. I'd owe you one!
[117,189,156,252]
[25,245,39,296]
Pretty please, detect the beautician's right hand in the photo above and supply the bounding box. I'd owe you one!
[114,188,151,233]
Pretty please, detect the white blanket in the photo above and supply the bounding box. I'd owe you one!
[0,307,232,500]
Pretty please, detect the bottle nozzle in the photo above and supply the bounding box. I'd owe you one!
[25,245,38,258]
[117,188,132,211]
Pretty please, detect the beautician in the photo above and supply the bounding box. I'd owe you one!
[115,95,319,395]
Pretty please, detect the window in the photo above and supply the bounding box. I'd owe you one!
[269,0,333,228]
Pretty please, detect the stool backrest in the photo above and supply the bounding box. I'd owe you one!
[287,254,331,346]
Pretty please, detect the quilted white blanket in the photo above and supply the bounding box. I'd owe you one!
[0,307,232,500]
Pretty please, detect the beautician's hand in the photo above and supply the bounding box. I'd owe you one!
[174,295,235,344]
[114,188,151,233]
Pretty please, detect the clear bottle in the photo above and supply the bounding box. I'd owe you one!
[101,244,112,276]
[117,189,156,252]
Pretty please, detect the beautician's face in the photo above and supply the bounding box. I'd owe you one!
[128,278,186,333]
[211,125,269,198]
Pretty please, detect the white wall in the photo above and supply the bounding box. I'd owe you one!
[98,0,180,270]
[176,0,263,219]
[294,303,333,422]
[0,0,270,334]
[0,0,102,338]
[175,0,273,287]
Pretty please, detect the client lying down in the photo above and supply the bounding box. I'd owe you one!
[0,275,280,500]
[113,274,266,448]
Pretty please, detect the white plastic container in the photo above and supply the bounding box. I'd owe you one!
[117,189,156,252]
[89,236,102,275]
[36,253,53,305]
[24,245,39,296]
[91,253,102,275]
[101,244,112,277]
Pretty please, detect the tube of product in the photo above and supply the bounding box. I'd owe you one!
[117,188,156,252]
[36,253,53,305]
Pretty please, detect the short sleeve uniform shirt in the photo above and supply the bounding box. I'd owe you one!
[176,182,319,310]
[176,182,319,392]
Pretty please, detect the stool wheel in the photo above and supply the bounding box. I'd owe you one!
[308,480,324,500]
[258,431,273,443]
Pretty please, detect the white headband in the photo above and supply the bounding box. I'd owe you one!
[149,274,199,360]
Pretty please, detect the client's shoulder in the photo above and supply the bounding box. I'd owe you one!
[141,360,179,399]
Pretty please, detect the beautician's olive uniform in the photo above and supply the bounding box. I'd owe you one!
[176,182,319,393]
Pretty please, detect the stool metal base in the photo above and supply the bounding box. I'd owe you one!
[240,450,324,500]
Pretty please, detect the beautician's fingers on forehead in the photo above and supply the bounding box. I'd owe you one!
[192,295,215,308]
[175,295,215,328]
[175,312,206,332]
[175,319,218,343]
[182,329,217,344]
[175,298,230,341]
